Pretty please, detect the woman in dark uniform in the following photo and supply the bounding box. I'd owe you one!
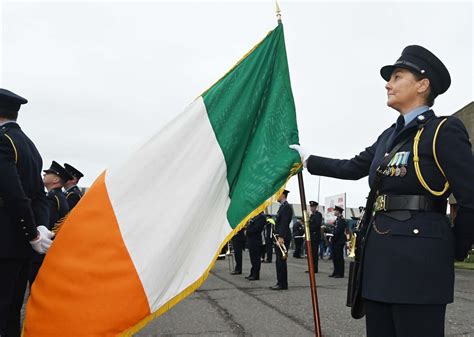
[291,45,474,337]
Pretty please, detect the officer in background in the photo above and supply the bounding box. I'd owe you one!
[0,89,52,337]
[270,189,293,290]
[63,163,84,210]
[230,227,246,275]
[329,205,346,278]
[308,200,323,273]
[29,161,71,285]
[245,212,266,281]
[291,45,474,336]
[292,218,304,258]
[262,215,275,263]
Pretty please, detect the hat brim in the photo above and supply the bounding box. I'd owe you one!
[380,64,419,82]
[43,169,57,175]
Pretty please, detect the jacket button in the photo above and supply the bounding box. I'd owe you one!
[413,229,420,234]
[22,227,26,229]
[20,219,24,222]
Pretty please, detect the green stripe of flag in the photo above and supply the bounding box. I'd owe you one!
[202,24,300,228]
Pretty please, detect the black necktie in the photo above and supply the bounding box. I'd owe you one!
[387,115,405,151]
[395,115,405,135]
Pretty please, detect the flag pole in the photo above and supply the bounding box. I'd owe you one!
[298,172,323,337]
[275,4,321,335]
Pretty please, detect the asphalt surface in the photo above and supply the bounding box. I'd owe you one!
[137,251,474,337]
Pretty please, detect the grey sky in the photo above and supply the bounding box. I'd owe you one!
[1,1,472,208]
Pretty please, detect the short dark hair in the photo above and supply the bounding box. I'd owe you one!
[412,71,436,107]
[0,107,18,120]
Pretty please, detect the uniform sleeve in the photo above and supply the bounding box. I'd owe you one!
[276,205,292,238]
[306,141,378,180]
[436,117,474,260]
[32,190,49,227]
[333,219,346,241]
[0,134,38,239]
[66,193,81,209]
[45,194,60,230]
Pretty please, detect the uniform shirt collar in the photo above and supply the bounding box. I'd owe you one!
[402,105,429,127]
[65,185,77,192]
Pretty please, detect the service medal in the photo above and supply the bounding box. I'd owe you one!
[395,167,401,176]
[399,166,407,177]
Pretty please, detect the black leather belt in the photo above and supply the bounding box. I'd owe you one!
[374,194,446,213]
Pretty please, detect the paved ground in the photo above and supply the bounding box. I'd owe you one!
[137,252,474,337]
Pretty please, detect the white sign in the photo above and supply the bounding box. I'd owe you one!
[324,193,346,224]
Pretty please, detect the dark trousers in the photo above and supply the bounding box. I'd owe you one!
[366,300,446,337]
[232,240,244,272]
[332,243,344,277]
[265,241,273,262]
[248,242,261,278]
[28,254,44,287]
[293,238,304,258]
[310,236,320,272]
[275,239,290,288]
[0,258,31,337]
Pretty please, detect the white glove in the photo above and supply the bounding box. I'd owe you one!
[30,225,54,254]
[289,144,310,168]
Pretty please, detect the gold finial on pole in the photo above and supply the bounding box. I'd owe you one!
[276,1,282,24]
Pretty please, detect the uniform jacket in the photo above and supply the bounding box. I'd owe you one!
[64,185,82,210]
[309,211,323,241]
[275,200,293,242]
[264,218,274,243]
[246,212,266,246]
[0,122,48,258]
[46,187,70,229]
[307,110,474,304]
[332,216,347,246]
[292,221,304,238]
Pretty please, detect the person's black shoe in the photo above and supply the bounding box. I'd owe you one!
[328,274,335,277]
[270,285,287,290]
[230,270,242,275]
[247,276,259,281]
[244,275,252,279]
[333,275,344,278]
[263,259,272,263]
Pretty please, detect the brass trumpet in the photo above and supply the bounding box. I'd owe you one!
[348,208,365,258]
[273,233,288,260]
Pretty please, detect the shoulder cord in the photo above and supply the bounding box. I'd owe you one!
[54,195,60,211]
[3,133,18,164]
[413,118,449,196]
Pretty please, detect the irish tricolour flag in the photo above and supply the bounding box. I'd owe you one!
[24,24,300,336]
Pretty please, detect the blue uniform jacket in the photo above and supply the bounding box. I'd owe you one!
[0,122,48,258]
[307,110,474,304]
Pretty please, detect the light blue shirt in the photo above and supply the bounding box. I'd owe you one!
[402,105,429,127]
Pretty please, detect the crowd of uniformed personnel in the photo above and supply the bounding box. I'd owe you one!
[0,88,84,337]
[227,190,353,291]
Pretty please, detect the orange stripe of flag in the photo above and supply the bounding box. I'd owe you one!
[24,172,150,337]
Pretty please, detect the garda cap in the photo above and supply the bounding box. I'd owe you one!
[0,88,28,113]
[64,163,84,179]
[44,161,73,182]
[380,45,451,96]
[334,205,344,213]
[309,201,318,207]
